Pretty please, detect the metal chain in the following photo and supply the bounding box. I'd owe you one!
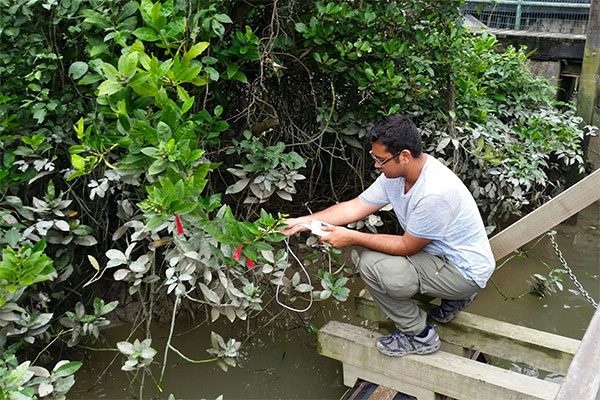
[549,234,598,309]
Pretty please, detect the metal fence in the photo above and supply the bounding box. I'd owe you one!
[461,0,591,34]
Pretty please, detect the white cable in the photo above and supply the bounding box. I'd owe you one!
[276,236,313,312]
[275,220,332,312]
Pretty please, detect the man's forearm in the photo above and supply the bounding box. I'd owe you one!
[347,230,417,256]
[303,198,379,226]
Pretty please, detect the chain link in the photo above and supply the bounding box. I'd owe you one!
[549,234,598,309]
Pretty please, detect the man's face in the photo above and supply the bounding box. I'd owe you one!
[370,141,407,178]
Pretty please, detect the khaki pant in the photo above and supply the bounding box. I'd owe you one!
[358,249,479,335]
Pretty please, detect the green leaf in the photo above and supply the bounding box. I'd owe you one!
[214,105,223,117]
[157,59,173,79]
[205,66,219,81]
[69,62,89,80]
[101,300,118,315]
[141,147,159,157]
[83,13,110,29]
[156,87,169,105]
[5,229,19,248]
[202,56,218,64]
[159,0,174,17]
[73,117,84,139]
[183,42,210,66]
[101,62,119,79]
[176,86,190,102]
[53,362,82,378]
[180,65,202,83]
[125,52,139,75]
[67,170,88,181]
[6,361,31,385]
[170,202,197,215]
[71,154,85,170]
[72,225,93,235]
[182,96,195,114]
[343,136,362,148]
[133,27,160,42]
[253,241,274,251]
[78,74,102,85]
[97,80,123,96]
[225,64,239,79]
[148,159,168,175]
[157,121,172,142]
[232,71,247,83]
[164,17,186,39]
[174,179,185,198]
[295,22,308,33]
[145,215,170,231]
[90,43,109,57]
[214,14,232,24]
[33,108,46,123]
[191,76,207,86]
[3,150,15,167]
[226,178,250,194]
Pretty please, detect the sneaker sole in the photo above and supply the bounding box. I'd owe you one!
[430,292,478,324]
[376,341,441,357]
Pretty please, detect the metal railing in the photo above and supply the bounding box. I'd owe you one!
[462,0,590,34]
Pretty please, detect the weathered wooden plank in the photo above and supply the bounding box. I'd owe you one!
[556,307,600,400]
[434,309,579,376]
[343,364,437,400]
[319,321,560,400]
[487,28,586,61]
[355,294,579,375]
[489,168,600,261]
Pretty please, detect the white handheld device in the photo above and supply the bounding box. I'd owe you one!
[299,220,333,236]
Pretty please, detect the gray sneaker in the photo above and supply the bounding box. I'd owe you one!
[430,292,478,323]
[376,326,441,357]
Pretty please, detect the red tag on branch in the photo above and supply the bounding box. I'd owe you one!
[246,257,255,269]
[233,245,243,261]
[175,214,184,235]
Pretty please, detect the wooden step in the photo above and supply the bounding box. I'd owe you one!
[355,294,579,375]
[319,320,560,400]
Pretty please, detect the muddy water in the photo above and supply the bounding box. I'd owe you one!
[71,290,361,399]
[470,201,599,340]
[71,202,599,399]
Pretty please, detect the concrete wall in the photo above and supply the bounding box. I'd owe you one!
[527,60,561,87]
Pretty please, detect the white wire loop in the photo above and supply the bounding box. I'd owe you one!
[275,236,314,312]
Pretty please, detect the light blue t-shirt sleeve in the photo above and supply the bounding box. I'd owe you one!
[406,195,454,240]
[359,175,390,206]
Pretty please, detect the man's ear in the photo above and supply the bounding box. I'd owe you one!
[400,149,412,162]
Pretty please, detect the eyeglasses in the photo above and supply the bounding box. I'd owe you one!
[369,150,403,167]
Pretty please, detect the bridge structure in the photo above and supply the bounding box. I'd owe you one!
[462,1,589,101]
[462,0,600,167]
[318,169,600,400]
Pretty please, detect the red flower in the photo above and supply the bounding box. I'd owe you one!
[233,245,243,261]
[175,214,184,235]
[246,257,255,269]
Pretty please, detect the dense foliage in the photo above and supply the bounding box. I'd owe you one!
[0,0,594,398]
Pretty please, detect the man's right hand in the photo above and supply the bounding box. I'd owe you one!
[280,217,311,236]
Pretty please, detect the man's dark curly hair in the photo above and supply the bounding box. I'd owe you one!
[366,114,423,157]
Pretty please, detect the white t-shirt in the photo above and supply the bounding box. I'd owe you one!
[359,155,495,288]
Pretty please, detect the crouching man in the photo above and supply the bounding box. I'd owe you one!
[282,114,495,356]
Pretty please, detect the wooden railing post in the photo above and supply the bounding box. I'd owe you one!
[555,307,600,399]
[578,0,600,167]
